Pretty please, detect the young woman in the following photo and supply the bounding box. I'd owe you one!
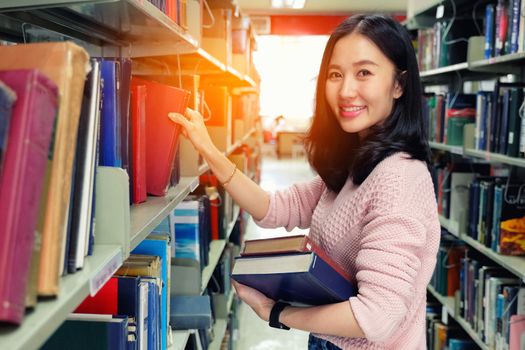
[169,14,440,350]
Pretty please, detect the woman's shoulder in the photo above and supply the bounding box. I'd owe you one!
[362,152,435,216]
[371,152,429,180]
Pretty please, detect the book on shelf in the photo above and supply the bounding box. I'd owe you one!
[0,69,58,324]
[509,314,525,350]
[118,57,132,184]
[0,42,90,297]
[130,76,190,197]
[99,59,122,168]
[66,59,102,274]
[131,234,170,350]
[170,295,213,330]
[40,314,132,350]
[130,83,147,204]
[76,275,150,349]
[0,80,16,178]
[232,247,356,305]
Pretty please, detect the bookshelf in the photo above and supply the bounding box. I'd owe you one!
[167,204,241,350]
[208,319,228,350]
[428,141,463,155]
[171,330,192,350]
[438,214,525,282]
[0,0,259,349]
[430,142,525,169]
[411,0,525,347]
[426,285,489,350]
[0,245,122,350]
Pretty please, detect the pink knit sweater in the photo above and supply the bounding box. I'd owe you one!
[255,152,440,349]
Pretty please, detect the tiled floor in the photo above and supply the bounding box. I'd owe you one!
[235,155,316,350]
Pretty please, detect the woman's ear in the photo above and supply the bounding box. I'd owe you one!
[393,70,406,99]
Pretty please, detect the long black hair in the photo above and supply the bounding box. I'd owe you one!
[304,14,430,193]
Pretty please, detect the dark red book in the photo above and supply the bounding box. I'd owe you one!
[130,83,147,204]
[0,69,58,324]
[131,77,190,196]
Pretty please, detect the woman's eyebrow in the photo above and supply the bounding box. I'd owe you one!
[328,60,379,70]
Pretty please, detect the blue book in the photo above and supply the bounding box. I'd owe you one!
[448,338,477,350]
[231,252,357,306]
[485,4,495,58]
[510,0,521,53]
[132,235,169,350]
[99,59,121,167]
[173,199,200,262]
[170,295,213,330]
[0,80,16,180]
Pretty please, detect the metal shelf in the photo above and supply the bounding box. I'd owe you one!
[463,148,525,168]
[420,62,468,78]
[438,215,460,238]
[0,245,123,350]
[460,235,525,283]
[429,143,525,168]
[170,330,192,350]
[201,205,240,292]
[130,176,199,250]
[429,141,464,155]
[438,214,525,282]
[208,319,228,350]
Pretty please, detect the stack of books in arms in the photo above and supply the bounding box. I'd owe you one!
[231,234,357,305]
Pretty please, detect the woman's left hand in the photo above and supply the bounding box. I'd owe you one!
[231,280,276,322]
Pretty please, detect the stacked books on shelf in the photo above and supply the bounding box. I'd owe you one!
[0,41,90,324]
[45,233,172,350]
[231,234,357,305]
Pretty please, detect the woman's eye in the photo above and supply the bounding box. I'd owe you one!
[357,70,371,77]
[328,71,342,79]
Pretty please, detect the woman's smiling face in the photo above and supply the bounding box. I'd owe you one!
[325,32,403,139]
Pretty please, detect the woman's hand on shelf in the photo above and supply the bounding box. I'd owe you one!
[168,108,218,158]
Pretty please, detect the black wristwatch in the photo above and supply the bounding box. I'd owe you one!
[269,301,291,330]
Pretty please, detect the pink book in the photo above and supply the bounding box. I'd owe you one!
[0,69,58,324]
[510,314,525,350]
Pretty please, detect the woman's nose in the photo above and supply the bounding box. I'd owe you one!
[339,77,358,99]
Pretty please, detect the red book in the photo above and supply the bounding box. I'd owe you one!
[240,234,353,282]
[131,77,190,196]
[0,69,58,324]
[74,277,118,315]
[130,84,147,204]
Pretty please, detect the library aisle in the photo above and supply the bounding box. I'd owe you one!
[236,155,315,350]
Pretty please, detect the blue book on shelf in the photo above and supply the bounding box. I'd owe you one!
[232,252,357,306]
[485,4,495,58]
[99,59,121,167]
[510,0,521,53]
[448,338,477,350]
[170,295,213,330]
[132,235,169,350]
[173,199,200,263]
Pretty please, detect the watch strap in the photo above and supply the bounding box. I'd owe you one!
[269,301,291,330]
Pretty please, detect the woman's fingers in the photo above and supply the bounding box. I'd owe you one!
[185,107,203,124]
[168,112,190,127]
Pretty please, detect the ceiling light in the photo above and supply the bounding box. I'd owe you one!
[271,0,306,9]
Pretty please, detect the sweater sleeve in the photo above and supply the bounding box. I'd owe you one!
[348,174,434,343]
[254,175,325,231]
